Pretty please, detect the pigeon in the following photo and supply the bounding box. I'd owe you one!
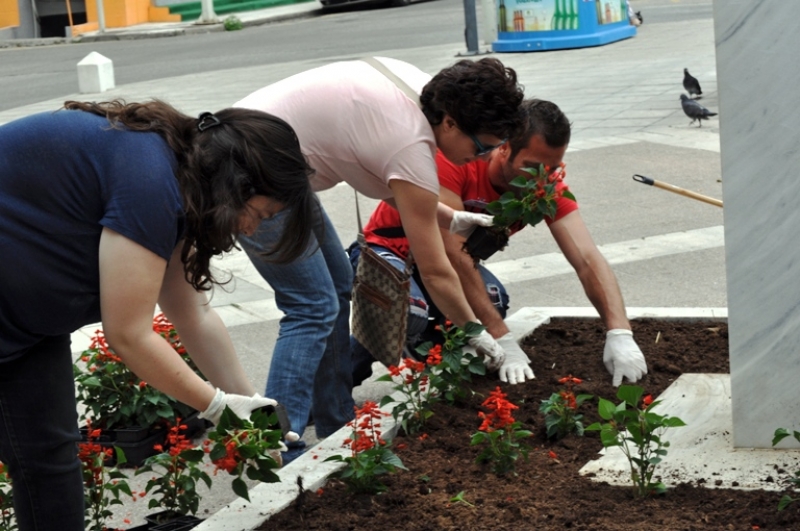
[680,94,717,127]
[635,11,643,24]
[683,68,702,99]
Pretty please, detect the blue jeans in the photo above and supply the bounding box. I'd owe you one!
[239,204,355,463]
[347,243,509,387]
[0,334,84,531]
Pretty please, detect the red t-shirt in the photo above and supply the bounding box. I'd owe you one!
[364,151,579,259]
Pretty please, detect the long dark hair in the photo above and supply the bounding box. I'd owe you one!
[64,99,316,291]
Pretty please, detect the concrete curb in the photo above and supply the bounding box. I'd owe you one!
[193,306,728,531]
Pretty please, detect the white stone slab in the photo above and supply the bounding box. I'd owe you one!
[580,373,800,490]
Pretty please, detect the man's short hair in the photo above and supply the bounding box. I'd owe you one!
[507,99,571,161]
[420,58,524,140]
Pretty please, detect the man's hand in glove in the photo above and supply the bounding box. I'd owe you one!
[496,333,534,385]
[468,329,506,371]
[199,388,300,442]
[449,211,494,238]
[603,329,648,386]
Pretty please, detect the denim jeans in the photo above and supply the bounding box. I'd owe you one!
[239,204,355,463]
[347,243,509,387]
[0,334,84,531]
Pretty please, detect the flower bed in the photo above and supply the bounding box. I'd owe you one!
[254,317,800,531]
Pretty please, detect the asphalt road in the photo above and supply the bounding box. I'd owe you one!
[0,0,711,112]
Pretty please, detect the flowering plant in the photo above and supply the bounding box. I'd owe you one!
[135,421,211,517]
[539,375,593,440]
[427,321,486,404]
[464,163,574,262]
[0,462,16,531]
[325,402,406,494]
[585,385,686,497]
[207,407,284,502]
[470,387,532,475]
[772,428,800,510]
[378,353,440,435]
[78,421,133,531]
[486,163,573,229]
[73,314,199,431]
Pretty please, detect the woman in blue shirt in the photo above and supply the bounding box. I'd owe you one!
[0,99,313,531]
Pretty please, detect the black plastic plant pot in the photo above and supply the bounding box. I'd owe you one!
[145,510,182,526]
[150,516,203,531]
[114,425,152,444]
[463,225,510,262]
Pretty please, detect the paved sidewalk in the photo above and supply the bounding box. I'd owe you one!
[1,5,725,528]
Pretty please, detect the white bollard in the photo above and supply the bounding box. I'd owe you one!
[77,52,115,94]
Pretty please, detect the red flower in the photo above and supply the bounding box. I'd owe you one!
[478,387,519,431]
[548,450,558,459]
[642,395,654,408]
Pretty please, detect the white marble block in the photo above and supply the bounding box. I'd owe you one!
[714,0,800,448]
[77,52,115,94]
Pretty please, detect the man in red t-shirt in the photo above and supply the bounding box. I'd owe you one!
[349,100,647,388]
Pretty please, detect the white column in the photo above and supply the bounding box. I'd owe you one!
[714,0,800,448]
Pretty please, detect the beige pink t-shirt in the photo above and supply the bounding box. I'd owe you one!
[234,57,439,200]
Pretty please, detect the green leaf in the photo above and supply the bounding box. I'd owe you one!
[461,321,486,337]
[597,398,616,420]
[662,416,686,428]
[599,428,620,447]
[778,494,797,511]
[379,395,396,408]
[616,385,643,408]
[773,428,790,447]
[562,190,576,202]
[232,477,250,502]
[509,175,530,188]
[381,452,407,470]
[584,422,602,431]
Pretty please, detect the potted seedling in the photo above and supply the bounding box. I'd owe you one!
[463,163,575,263]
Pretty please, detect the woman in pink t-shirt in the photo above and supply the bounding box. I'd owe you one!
[235,57,524,463]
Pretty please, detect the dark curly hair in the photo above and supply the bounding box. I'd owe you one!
[507,99,572,161]
[63,99,317,291]
[419,58,524,139]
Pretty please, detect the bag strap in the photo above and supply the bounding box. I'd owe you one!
[353,56,418,276]
[360,56,421,107]
[354,189,413,277]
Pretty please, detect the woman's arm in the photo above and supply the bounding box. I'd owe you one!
[98,227,215,412]
[388,179,479,328]
[157,243,257,396]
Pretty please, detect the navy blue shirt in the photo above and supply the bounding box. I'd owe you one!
[0,110,185,360]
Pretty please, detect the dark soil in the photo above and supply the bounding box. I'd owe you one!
[257,319,800,531]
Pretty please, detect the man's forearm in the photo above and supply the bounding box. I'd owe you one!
[578,256,630,331]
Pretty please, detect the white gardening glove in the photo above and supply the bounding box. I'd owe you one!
[199,389,300,442]
[449,211,494,238]
[603,329,648,386]
[468,329,505,371]
[496,333,534,385]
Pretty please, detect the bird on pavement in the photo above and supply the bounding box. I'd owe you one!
[680,94,717,127]
[683,68,702,99]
